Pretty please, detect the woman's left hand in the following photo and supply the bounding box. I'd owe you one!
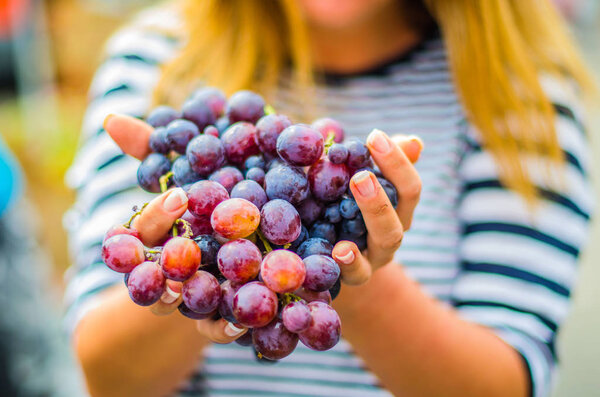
[332,129,423,285]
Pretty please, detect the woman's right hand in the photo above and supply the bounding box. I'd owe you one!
[105,114,248,344]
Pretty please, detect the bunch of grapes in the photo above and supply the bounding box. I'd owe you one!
[101,87,397,361]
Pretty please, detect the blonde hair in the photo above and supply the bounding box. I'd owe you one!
[155,0,594,202]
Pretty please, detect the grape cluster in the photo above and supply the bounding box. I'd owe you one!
[101,88,397,361]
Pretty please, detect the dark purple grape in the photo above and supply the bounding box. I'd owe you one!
[221,122,260,165]
[123,273,130,287]
[233,281,278,328]
[187,180,229,217]
[289,225,308,251]
[147,105,180,128]
[266,157,285,171]
[245,167,266,186]
[226,90,265,124]
[209,166,244,193]
[219,279,241,322]
[327,143,348,164]
[309,221,337,245]
[127,261,166,306]
[282,301,311,333]
[311,117,345,143]
[204,125,220,138]
[178,302,214,319]
[323,203,342,223]
[218,239,262,283]
[149,127,170,154]
[182,96,216,130]
[165,119,200,154]
[264,164,309,205]
[276,124,324,167]
[172,156,202,186]
[137,153,171,193]
[244,155,265,171]
[253,318,299,360]
[329,277,341,301]
[191,87,226,117]
[296,238,333,259]
[337,231,367,251]
[235,329,254,346]
[294,287,332,304]
[345,139,371,169]
[215,116,230,134]
[186,134,225,176]
[182,270,222,314]
[378,177,398,207]
[302,255,340,292]
[299,301,341,351]
[341,215,366,237]
[231,180,268,209]
[307,159,350,202]
[259,199,301,245]
[339,197,360,219]
[194,234,221,269]
[296,197,323,226]
[256,114,292,156]
[181,211,213,237]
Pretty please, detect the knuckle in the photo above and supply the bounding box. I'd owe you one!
[402,178,422,200]
[379,228,404,250]
[369,201,391,217]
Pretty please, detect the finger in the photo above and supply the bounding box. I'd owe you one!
[367,129,422,229]
[390,134,424,164]
[132,188,188,246]
[150,280,183,316]
[197,318,247,344]
[104,114,153,160]
[349,170,404,268]
[332,241,372,285]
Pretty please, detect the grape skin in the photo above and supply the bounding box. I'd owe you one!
[296,197,323,226]
[309,221,337,245]
[210,198,260,239]
[311,117,345,143]
[221,122,261,165]
[172,156,202,187]
[302,255,340,292]
[259,199,302,245]
[233,281,278,328]
[245,167,266,186]
[276,124,324,167]
[165,119,200,154]
[182,96,216,130]
[127,261,166,306]
[226,90,265,124]
[218,280,241,322]
[147,105,180,128]
[282,301,311,333]
[149,127,170,154]
[102,234,145,273]
[308,159,350,203]
[178,302,214,320]
[103,224,140,243]
[208,166,244,193]
[230,180,268,210]
[296,237,333,259]
[256,114,292,156]
[260,250,306,293]
[161,237,202,282]
[298,301,341,351]
[253,318,299,360]
[137,153,171,193]
[186,134,225,176]
[187,180,229,217]
[182,270,222,314]
[217,239,262,284]
[264,164,309,205]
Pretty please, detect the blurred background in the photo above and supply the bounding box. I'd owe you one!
[0,0,598,395]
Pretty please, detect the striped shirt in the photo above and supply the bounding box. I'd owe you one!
[63,9,594,397]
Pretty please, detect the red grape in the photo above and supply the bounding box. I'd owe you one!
[311,117,345,143]
[276,124,324,166]
[256,114,292,156]
[245,167,265,186]
[235,329,254,346]
[203,125,220,138]
[181,211,213,237]
[161,237,202,281]
[192,87,226,117]
[137,153,171,193]
[211,198,260,239]
[149,126,170,154]
[302,255,340,292]
[253,318,299,360]
[230,180,268,210]
[186,134,225,176]
[102,234,145,273]
[259,199,301,245]
[182,270,222,314]
[221,122,260,165]
[260,250,306,293]
[209,166,244,193]
[327,143,348,164]
[282,301,311,333]
[299,301,341,351]
[232,281,278,328]
[294,287,332,304]
[187,180,229,217]
[296,197,323,226]
[147,106,179,128]
[165,119,200,154]
[217,239,262,283]
[178,302,215,319]
[103,224,140,243]
[345,139,371,169]
[218,279,241,322]
[127,261,165,306]
[172,156,202,186]
[307,158,350,202]
[264,164,309,205]
[182,96,216,130]
[226,90,265,124]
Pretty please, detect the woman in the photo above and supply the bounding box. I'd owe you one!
[64,1,594,396]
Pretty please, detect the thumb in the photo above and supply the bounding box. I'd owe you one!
[132,188,189,246]
[104,114,153,160]
[390,134,424,164]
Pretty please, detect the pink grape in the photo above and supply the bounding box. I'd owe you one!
[192,87,226,117]
[186,134,225,176]
[181,211,213,237]
[276,124,324,166]
[230,180,268,210]
[103,224,140,243]
[232,281,278,328]
[187,180,229,217]
[208,166,244,193]
[102,234,145,273]
[311,117,345,143]
[210,198,260,239]
[182,96,216,131]
[256,114,292,156]
[307,158,350,202]
[161,237,202,281]
[253,318,299,360]
[260,250,306,293]
[182,270,222,314]
[226,90,265,124]
[217,239,262,283]
[259,199,301,245]
[221,122,260,165]
[294,287,332,304]
[127,261,165,306]
[282,301,311,333]
[298,301,341,351]
[302,255,340,292]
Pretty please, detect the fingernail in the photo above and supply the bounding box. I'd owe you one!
[367,129,391,154]
[408,135,424,152]
[164,188,188,212]
[161,285,180,304]
[225,322,245,337]
[103,114,115,130]
[335,248,355,265]
[352,171,376,198]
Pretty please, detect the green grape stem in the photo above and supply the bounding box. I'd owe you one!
[264,104,276,116]
[255,229,273,253]
[280,292,302,307]
[159,171,174,193]
[323,132,336,155]
[172,218,193,239]
[124,202,149,228]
